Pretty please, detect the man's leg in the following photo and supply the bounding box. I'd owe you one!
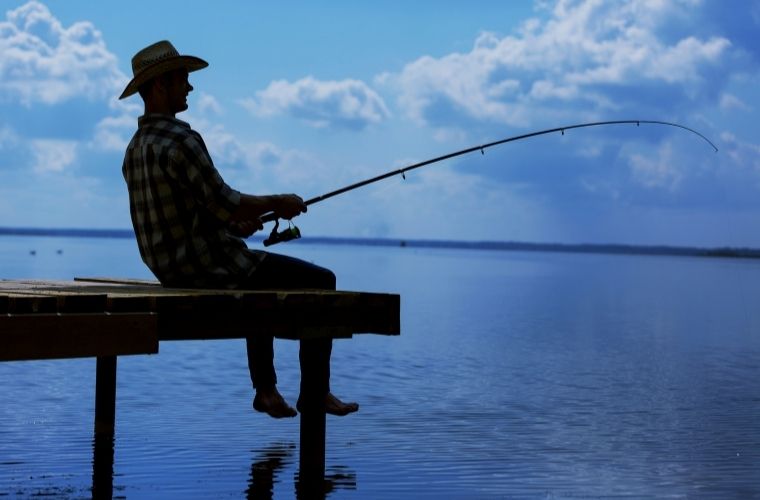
[248,335,297,418]
[297,338,359,416]
[247,335,276,389]
[244,252,357,417]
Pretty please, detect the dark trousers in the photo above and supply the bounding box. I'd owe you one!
[240,252,336,401]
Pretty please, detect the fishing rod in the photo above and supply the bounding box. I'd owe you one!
[262,119,718,246]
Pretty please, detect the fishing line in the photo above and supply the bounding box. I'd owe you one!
[261,120,718,246]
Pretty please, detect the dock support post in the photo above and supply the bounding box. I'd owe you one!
[299,409,326,484]
[94,356,117,435]
[91,432,115,499]
[297,338,329,490]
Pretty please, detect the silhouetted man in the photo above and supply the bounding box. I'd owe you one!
[120,40,358,418]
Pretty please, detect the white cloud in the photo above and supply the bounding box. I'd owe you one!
[719,93,751,112]
[189,116,276,168]
[0,1,126,105]
[306,163,556,242]
[241,76,390,130]
[30,138,77,173]
[197,92,223,115]
[187,115,332,194]
[0,124,20,149]
[87,95,142,151]
[628,142,682,190]
[720,132,760,177]
[388,0,731,126]
[580,178,621,200]
[91,113,136,152]
[0,168,125,228]
[432,127,468,144]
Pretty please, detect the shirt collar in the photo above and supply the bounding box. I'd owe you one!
[137,113,191,129]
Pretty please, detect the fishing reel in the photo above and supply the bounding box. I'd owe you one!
[263,219,301,247]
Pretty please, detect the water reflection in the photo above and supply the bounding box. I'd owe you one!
[245,442,356,499]
[294,465,357,499]
[246,442,295,499]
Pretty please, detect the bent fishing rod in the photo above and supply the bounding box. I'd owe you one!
[261,119,718,246]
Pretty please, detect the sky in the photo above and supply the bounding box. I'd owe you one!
[1,0,759,248]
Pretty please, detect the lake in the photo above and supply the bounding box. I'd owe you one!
[1,235,759,499]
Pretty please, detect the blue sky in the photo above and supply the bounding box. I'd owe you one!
[1,0,759,247]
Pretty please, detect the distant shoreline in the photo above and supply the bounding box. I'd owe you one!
[1,226,759,259]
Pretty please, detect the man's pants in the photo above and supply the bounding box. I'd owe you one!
[240,252,336,402]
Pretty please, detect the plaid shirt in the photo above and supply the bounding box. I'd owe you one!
[122,114,264,287]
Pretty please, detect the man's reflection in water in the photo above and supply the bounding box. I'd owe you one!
[246,442,295,499]
[245,443,356,499]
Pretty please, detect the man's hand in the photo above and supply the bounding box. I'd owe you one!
[272,194,307,220]
[228,218,263,238]
[232,193,307,223]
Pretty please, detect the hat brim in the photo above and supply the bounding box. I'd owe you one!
[118,55,208,100]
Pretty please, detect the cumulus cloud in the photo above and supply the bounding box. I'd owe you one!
[91,112,135,152]
[628,142,682,191]
[241,76,390,130]
[0,124,20,149]
[308,163,557,241]
[197,92,223,115]
[30,138,77,173]
[0,1,126,105]
[185,116,332,194]
[720,132,760,177]
[189,117,279,168]
[719,93,751,112]
[386,0,732,127]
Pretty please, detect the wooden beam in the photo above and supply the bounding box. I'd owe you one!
[0,280,399,355]
[0,313,158,361]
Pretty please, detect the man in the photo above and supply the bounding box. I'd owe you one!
[120,40,358,418]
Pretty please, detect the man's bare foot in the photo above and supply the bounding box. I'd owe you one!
[325,393,359,416]
[253,387,297,419]
[296,392,359,415]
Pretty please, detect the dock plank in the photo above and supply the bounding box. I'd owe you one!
[74,276,161,286]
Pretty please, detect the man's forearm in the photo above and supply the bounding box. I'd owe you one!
[230,194,278,221]
[230,193,306,222]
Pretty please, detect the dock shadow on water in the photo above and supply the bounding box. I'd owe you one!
[245,442,356,499]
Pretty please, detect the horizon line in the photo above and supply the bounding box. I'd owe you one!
[1,225,759,259]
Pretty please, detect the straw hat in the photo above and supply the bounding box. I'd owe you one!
[119,40,208,99]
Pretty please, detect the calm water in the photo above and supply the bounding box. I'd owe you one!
[1,235,759,499]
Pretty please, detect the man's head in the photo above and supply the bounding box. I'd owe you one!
[137,68,193,115]
[119,40,207,102]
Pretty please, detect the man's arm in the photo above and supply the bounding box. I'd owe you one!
[229,193,307,224]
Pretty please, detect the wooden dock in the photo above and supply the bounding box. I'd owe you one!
[0,277,400,492]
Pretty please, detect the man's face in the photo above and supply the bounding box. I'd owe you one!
[164,69,192,114]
